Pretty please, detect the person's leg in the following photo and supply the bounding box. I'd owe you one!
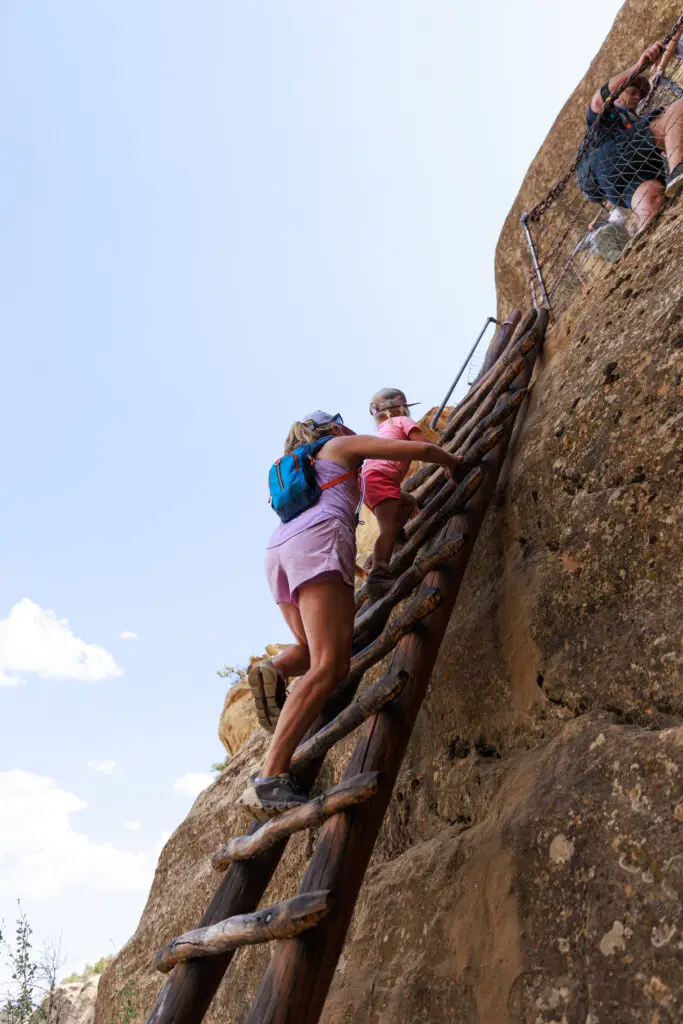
[261,576,354,779]
[396,491,418,539]
[272,603,310,678]
[649,99,683,171]
[631,179,666,231]
[372,497,403,568]
[248,601,310,733]
[649,100,683,197]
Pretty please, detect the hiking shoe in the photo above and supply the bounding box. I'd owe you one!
[247,660,287,734]
[252,774,309,815]
[365,566,394,600]
[665,160,683,198]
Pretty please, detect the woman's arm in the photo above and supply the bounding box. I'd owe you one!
[321,434,461,480]
[589,41,664,113]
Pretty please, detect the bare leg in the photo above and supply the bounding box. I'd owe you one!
[261,576,354,778]
[650,98,683,171]
[272,603,310,678]
[372,493,417,568]
[631,179,665,231]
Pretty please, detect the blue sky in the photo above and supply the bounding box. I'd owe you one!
[0,0,623,980]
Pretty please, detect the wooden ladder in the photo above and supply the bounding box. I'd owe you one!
[146,306,548,1024]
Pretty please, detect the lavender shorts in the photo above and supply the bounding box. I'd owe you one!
[265,517,356,608]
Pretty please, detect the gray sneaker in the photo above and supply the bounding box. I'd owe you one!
[247,659,287,733]
[665,160,683,198]
[252,774,309,815]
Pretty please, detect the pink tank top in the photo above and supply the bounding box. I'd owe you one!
[267,459,361,549]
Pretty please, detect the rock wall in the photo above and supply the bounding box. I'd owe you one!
[47,976,99,1024]
[217,679,259,757]
[96,3,683,1021]
[495,0,681,317]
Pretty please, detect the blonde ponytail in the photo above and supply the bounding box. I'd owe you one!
[283,420,335,455]
[373,403,410,424]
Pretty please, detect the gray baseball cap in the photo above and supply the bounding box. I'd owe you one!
[301,410,344,427]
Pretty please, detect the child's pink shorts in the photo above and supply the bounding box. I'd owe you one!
[362,468,402,512]
[265,517,356,608]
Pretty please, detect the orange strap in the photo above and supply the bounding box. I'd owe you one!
[319,470,357,492]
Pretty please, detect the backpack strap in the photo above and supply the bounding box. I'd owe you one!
[319,470,357,491]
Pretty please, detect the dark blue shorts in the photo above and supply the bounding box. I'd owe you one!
[595,118,666,208]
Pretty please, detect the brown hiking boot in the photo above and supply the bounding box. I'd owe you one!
[247,659,287,733]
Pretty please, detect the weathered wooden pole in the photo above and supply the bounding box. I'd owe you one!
[246,310,547,1024]
[476,309,521,380]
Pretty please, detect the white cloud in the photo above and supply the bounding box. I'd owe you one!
[0,599,121,688]
[0,771,154,901]
[123,819,142,831]
[173,773,214,798]
[119,631,137,640]
[87,760,116,776]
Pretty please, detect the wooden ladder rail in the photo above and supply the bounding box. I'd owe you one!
[146,307,548,1024]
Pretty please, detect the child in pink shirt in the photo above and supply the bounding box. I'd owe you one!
[362,388,426,598]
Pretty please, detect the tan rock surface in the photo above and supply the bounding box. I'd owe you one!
[217,645,288,757]
[495,0,681,317]
[48,976,100,1024]
[217,679,258,757]
[323,715,683,1023]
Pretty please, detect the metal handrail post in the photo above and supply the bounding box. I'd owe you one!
[521,211,551,311]
[430,316,500,430]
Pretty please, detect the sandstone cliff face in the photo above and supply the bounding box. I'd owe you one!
[495,0,681,317]
[48,976,99,1024]
[217,679,258,757]
[324,716,683,1023]
[96,4,682,1021]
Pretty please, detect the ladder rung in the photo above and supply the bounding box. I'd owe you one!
[291,673,407,771]
[353,535,465,647]
[383,468,484,582]
[214,772,379,869]
[407,423,504,515]
[153,891,332,974]
[344,587,442,695]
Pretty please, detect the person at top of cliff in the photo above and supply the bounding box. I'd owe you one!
[582,37,683,232]
[361,388,431,599]
[247,409,461,815]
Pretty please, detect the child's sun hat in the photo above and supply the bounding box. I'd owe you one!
[369,388,420,416]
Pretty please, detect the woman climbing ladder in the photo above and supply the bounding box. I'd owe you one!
[248,409,461,815]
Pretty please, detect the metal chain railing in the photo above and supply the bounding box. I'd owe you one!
[527,12,683,225]
[519,12,683,317]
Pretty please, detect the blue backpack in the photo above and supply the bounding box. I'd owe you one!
[269,437,357,523]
